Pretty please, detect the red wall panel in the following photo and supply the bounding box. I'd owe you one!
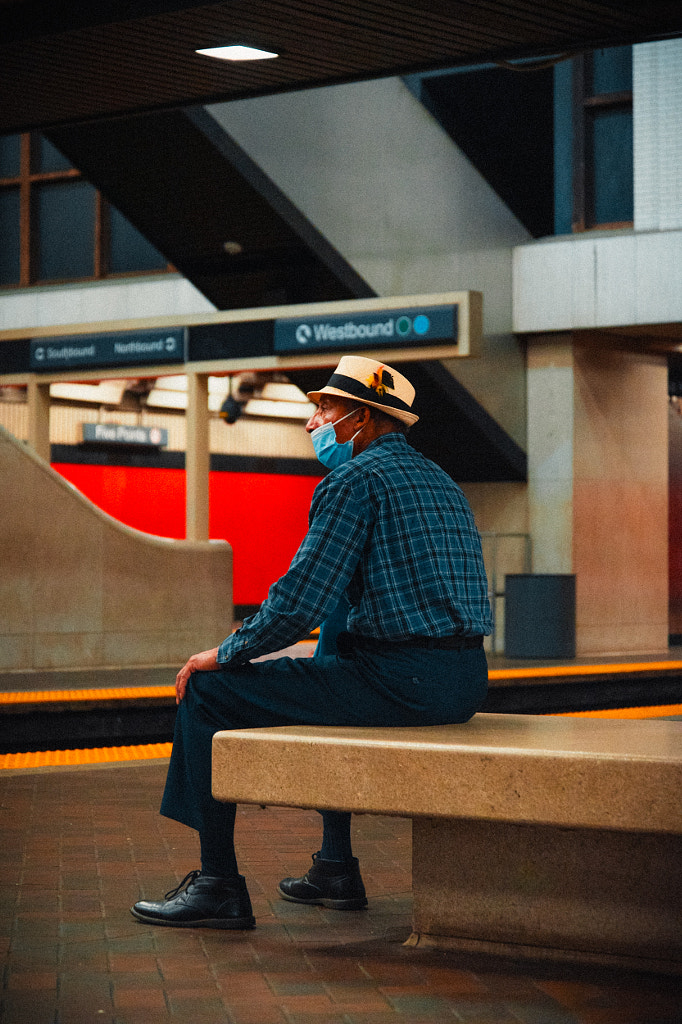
[55,464,186,538]
[209,472,320,605]
[52,463,321,606]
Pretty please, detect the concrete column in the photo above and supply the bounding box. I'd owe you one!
[526,336,574,574]
[185,372,210,542]
[572,345,668,654]
[527,335,669,655]
[26,378,51,463]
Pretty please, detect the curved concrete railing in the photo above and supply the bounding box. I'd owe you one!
[0,424,232,672]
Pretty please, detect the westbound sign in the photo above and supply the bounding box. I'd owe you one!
[30,328,186,371]
[274,304,457,354]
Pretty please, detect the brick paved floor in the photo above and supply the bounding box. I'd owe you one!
[0,761,680,1024]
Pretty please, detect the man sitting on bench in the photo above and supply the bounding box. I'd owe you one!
[131,355,492,929]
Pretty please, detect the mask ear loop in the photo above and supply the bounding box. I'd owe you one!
[339,407,366,450]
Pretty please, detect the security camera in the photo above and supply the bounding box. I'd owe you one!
[219,395,243,424]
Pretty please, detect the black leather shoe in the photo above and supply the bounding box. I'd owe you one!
[278,853,367,910]
[131,870,255,929]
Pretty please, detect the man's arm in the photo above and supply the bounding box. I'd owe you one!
[217,473,368,665]
[173,473,369,700]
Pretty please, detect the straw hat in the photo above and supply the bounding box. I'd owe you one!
[307,355,419,426]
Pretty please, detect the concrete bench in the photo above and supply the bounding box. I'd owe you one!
[212,713,682,974]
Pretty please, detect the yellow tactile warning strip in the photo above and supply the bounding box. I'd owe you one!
[552,704,682,719]
[0,685,175,705]
[2,705,680,770]
[488,659,682,680]
[0,742,172,770]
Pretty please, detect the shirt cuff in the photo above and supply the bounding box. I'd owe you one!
[217,633,246,664]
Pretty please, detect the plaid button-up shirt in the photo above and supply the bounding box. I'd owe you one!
[219,432,492,665]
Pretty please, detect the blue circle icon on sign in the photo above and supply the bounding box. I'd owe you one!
[396,316,411,338]
[413,315,430,335]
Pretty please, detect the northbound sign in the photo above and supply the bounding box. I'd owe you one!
[30,328,186,371]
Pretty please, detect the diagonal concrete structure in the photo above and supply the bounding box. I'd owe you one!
[0,424,232,672]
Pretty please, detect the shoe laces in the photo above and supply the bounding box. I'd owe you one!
[164,869,201,900]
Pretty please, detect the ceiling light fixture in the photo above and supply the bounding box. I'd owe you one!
[196,45,278,61]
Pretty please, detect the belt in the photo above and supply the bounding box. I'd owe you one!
[337,632,483,653]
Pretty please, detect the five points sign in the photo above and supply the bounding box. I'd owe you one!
[275,304,458,354]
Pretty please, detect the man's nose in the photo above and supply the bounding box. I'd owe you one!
[306,410,320,433]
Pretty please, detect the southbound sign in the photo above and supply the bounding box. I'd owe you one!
[30,328,186,371]
[274,304,458,354]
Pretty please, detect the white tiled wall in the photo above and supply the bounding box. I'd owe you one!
[634,39,682,232]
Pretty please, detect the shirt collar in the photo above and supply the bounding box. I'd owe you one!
[361,431,408,454]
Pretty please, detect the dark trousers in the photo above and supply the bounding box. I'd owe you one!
[160,644,488,837]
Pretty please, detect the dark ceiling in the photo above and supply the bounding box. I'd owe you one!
[1,0,681,135]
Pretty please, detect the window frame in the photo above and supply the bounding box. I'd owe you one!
[571,51,634,233]
[0,132,172,289]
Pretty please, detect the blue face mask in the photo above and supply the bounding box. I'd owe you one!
[311,409,364,470]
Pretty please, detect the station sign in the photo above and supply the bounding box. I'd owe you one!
[274,304,458,354]
[82,423,168,447]
[30,328,186,371]
[2,293,479,381]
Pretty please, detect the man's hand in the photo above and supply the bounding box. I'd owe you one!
[175,647,220,704]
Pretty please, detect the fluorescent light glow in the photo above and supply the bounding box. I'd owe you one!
[146,388,187,410]
[154,375,187,392]
[196,44,278,61]
[50,381,127,405]
[260,382,309,402]
[147,374,313,417]
[243,398,315,420]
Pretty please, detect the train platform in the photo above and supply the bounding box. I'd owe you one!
[1,645,681,764]
[1,756,681,1024]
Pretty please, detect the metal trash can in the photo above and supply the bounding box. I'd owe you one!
[504,574,576,659]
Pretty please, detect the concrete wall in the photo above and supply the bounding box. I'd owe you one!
[207,77,530,451]
[0,424,232,672]
[513,227,682,334]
